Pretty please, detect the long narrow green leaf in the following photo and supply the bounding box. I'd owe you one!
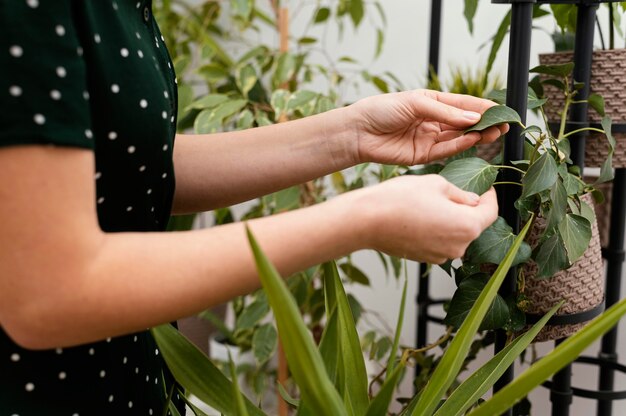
[246,228,347,416]
[319,307,341,384]
[229,351,250,416]
[151,324,266,416]
[412,217,533,416]
[322,262,370,415]
[365,361,405,416]
[470,296,626,416]
[434,301,563,416]
[387,267,408,379]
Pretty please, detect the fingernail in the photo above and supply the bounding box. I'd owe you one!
[463,111,481,121]
[469,193,480,203]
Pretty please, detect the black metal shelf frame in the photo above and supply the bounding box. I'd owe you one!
[417,1,626,415]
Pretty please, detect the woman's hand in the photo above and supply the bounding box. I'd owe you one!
[350,89,509,165]
[344,174,498,264]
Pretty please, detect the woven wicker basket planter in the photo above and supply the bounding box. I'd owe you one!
[521,194,605,342]
[539,49,626,167]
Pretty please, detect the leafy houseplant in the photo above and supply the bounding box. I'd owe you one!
[423,61,613,342]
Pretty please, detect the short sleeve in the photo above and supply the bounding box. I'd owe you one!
[0,0,93,150]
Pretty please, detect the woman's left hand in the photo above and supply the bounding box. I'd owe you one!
[350,89,509,165]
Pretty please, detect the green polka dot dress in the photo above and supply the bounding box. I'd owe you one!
[0,1,185,414]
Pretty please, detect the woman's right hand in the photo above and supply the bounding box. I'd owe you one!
[345,175,499,264]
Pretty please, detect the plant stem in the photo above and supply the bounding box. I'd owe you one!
[558,78,572,140]
[494,181,523,187]
[405,326,454,357]
[561,127,606,139]
[493,164,526,175]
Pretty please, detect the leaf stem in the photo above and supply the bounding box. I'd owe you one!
[494,181,523,187]
[561,127,606,139]
[493,164,526,175]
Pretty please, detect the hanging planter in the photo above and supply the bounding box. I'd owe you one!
[521,194,605,342]
[539,49,626,167]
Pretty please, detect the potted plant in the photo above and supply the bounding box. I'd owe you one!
[424,61,614,342]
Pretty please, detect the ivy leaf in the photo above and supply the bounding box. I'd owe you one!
[487,89,546,110]
[465,217,532,266]
[287,90,318,111]
[237,64,257,98]
[530,62,575,77]
[439,157,499,195]
[252,324,278,366]
[270,89,290,119]
[546,179,568,233]
[464,105,522,133]
[597,116,616,184]
[588,93,605,116]
[580,199,596,224]
[185,94,229,112]
[534,233,569,279]
[542,79,566,91]
[521,152,558,198]
[521,125,542,137]
[443,276,509,331]
[558,214,592,264]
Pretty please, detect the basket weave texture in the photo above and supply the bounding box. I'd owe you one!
[522,194,604,342]
[539,49,626,168]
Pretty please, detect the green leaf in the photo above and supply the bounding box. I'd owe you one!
[485,11,511,81]
[545,179,568,233]
[386,272,408,379]
[470,297,626,416]
[151,324,266,416]
[375,29,384,59]
[349,0,364,27]
[439,157,499,195]
[588,93,605,116]
[464,105,522,133]
[550,4,577,34]
[314,7,330,24]
[530,62,574,77]
[272,53,296,88]
[278,383,300,409]
[542,78,566,91]
[534,234,569,278]
[270,89,290,119]
[405,164,444,176]
[435,302,564,416]
[322,262,369,414]
[194,99,248,134]
[412,218,533,416]
[231,0,253,21]
[365,363,404,416]
[597,116,616,184]
[339,263,370,286]
[298,37,317,45]
[447,146,477,164]
[444,276,510,331]
[237,109,255,130]
[252,324,277,366]
[236,298,269,329]
[464,0,479,34]
[521,152,558,198]
[521,125,542,136]
[237,64,257,98]
[558,214,592,264]
[287,90,318,111]
[465,217,532,267]
[486,89,546,110]
[246,228,347,416]
[228,350,250,416]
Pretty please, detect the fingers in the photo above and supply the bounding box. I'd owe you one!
[424,90,497,114]
[413,93,483,129]
[472,188,499,229]
[428,132,481,161]
[444,181,481,206]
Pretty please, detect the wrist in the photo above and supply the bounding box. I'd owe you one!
[329,186,379,252]
[320,105,361,169]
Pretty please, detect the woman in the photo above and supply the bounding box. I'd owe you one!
[0,1,507,415]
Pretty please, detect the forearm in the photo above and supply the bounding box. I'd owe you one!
[171,107,358,214]
[10,195,365,349]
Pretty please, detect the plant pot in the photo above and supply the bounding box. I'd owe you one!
[539,49,626,167]
[521,194,605,342]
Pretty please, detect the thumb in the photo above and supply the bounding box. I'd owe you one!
[417,95,481,128]
[444,182,481,206]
